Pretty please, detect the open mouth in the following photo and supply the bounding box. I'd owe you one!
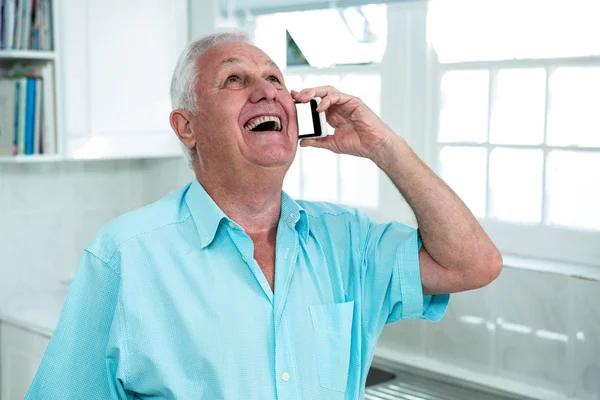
[243,115,282,132]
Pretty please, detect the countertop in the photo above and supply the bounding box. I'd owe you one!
[0,283,69,337]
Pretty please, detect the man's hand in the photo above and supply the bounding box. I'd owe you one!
[291,86,397,163]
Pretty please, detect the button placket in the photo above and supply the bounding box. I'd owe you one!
[274,316,299,399]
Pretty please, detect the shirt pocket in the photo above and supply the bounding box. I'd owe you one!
[308,300,355,393]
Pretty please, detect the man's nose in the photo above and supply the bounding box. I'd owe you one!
[249,78,278,103]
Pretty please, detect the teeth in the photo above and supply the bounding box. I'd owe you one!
[244,115,281,131]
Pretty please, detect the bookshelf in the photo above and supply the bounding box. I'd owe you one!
[1,0,190,163]
[0,0,61,163]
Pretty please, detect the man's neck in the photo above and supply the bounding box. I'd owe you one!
[196,170,284,238]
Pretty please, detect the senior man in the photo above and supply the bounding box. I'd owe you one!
[27,29,502,400]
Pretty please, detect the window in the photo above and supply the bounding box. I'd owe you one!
[244,5,387,210]
[428,0,600,264]
[428,0,600,62]
[282,70,381,209]
[253,5,387,68]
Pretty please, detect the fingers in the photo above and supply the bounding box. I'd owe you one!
[316,93,341,112]
[293,85,340,102]
[292,86,354,113]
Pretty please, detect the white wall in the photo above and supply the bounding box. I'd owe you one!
[377,268,600,400]
[0,158,193,305]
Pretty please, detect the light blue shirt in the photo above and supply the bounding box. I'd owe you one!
[27,179,448,400]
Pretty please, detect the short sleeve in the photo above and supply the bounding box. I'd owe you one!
[359,212,449,337]
[26,250,133,400]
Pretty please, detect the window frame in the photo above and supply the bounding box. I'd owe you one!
[277,2,428,227]
[425,45,600,267]
[244,6,388,214]
[240,1,600,266]
[283,64,383,210]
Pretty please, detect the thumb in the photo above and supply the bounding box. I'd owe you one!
[299,136,335,149]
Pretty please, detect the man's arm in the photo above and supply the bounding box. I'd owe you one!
[26,250,132,400]
[292,86,502,295]
[373,134,502,295]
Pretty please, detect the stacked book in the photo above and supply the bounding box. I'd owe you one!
[0,64,55,156]
[0,0,53,51]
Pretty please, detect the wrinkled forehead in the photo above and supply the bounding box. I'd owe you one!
[196,41,281,78]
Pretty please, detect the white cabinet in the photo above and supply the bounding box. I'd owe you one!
[0,322,50,400]
[59,0,188,159]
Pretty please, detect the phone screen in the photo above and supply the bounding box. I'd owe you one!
[295,100,322,138]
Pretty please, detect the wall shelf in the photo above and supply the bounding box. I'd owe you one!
[0,155,62,163]
[0,51,56,62]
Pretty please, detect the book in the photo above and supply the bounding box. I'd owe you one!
[40,62,55,153]
[43,0,50,50]
[32,0,40,49]
[0,79,17,155]
[12,78,19,154]
[2,0,15,50]
[0,0,5,49]
[20,0,31,50]
[33,78,41,153]
[24,77,36,154]
[13,0,22,49]
[16,76,27,154]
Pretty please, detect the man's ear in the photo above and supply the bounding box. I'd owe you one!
[170,109,196,150]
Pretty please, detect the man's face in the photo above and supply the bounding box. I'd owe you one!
[191,41,298,173]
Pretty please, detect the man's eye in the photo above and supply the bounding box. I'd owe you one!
[268,76,281,84]
[226,75,242,84]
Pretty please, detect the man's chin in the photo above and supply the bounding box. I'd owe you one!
[251,156,293,169]
[245,148,295,169]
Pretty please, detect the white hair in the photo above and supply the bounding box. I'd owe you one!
[170,28,253,168]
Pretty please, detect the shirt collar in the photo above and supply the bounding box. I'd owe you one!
[184,180,310,248]
[185,180,228,248]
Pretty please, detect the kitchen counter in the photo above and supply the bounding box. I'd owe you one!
[0,283,68,337]
[366,360,530,400]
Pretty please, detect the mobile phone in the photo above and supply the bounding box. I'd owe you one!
[295,97,328,139]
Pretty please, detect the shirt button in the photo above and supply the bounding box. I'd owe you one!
[290,213,295,218]
[241,256,247,263]
[282,372,290,382]
[228,221,235,229]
